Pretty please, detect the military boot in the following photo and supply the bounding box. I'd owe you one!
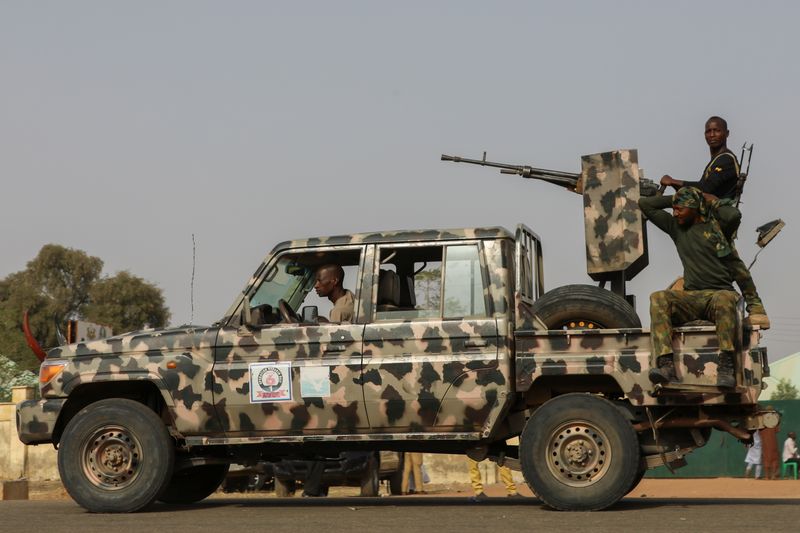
[717,351,736,388]
[648,355,676,385]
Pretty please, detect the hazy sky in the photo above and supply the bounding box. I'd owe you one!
[3,1,800,359]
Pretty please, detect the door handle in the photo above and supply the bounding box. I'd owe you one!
[465,340,488,348]
[324,344,347,353]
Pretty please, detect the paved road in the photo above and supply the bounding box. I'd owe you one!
[3,496,800,533]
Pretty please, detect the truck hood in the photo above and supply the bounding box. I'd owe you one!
[46,325,219,359]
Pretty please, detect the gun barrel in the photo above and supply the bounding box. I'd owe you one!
[441,153,580,190]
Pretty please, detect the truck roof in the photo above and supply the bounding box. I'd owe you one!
[271,226,515,253]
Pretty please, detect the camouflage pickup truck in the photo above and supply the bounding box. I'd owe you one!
[17,151,777,512]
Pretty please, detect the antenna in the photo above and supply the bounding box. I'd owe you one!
[190,233,196,325]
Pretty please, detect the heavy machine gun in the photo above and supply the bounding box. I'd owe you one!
[442,149,653,301]
[441,151,661,197]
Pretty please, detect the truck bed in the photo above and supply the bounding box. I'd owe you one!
[514,325,766,406]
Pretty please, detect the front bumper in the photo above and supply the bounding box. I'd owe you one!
[16,398,66,445]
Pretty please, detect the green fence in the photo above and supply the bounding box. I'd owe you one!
[646,400,800,478]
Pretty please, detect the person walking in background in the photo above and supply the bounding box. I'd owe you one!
[744,430,762,479]
[401,452,425,495]
[759,411,781,480]
[467,457,522,501]
[783,431,799,467]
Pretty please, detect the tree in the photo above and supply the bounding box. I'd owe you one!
[85,271,170,334]
[771,377,799,401]
[0,245,170,372]
[0,245,102,371]
[0,354,38,402]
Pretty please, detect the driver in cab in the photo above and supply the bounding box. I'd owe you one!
[314,264,354,323]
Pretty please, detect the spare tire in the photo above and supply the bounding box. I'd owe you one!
[531,284,641,330]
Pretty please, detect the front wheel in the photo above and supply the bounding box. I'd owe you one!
[520,393,640,511]
[158,464,230,504]
[57,398,175,513]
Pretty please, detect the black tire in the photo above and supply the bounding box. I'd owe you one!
[388,454,404,496]
[359,454,380,497]
[627,461,647,494]
[520,393,640,511]
[531,284,641,329]
[274,477,296,497]
[57,398,174,513]
[158,464,229,504]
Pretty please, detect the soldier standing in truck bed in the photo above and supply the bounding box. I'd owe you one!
[640,187,741,387]
[659,116,769,329]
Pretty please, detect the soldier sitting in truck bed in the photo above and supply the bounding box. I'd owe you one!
[659,115,769,329]
[639,187,741,387]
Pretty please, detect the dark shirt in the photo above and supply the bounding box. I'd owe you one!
[682,149,740,199]
[639,195,736,291]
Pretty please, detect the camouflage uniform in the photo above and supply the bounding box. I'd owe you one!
[649,289,739,357]
[640,190,740,385]
[682,150,766,315]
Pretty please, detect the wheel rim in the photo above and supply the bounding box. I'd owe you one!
[559,319,604,330]
[80,425,143,490]
[545,420,611,487]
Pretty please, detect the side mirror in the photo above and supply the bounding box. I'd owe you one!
[749,219,785,270]
[756,219,785,248]
[301,306,319,324]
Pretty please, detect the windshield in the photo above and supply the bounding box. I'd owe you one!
[250,256,313,310]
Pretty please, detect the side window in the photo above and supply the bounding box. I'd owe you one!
[376,246,442,321]
[443,245,486,318]
[249,249,362,325]
[374,243,487,321]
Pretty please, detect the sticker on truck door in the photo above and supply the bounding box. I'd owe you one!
[300,366,331,398]
[249,362,292,402]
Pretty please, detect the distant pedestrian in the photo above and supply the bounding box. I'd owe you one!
[744,430,762,478]
[783,431,799,467]
[401,452,425,495]
[467,457,522,501]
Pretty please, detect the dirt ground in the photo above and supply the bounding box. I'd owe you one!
[10,477,800,501]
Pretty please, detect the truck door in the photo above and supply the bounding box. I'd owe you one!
[213,246,370,436]
[362,241,501,432]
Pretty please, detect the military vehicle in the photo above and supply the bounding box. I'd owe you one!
[17,149,778,512]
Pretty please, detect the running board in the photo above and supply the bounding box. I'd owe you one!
[652,383,743,394]
[185,431,483,447]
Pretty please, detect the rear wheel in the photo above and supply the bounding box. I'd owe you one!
[158,464,229,504]
[359,454,380,497]
[274,477,296,497]
[520,393,639,511]
[628,461,647,494]
[531,284,641,329]
[57,398,174,513]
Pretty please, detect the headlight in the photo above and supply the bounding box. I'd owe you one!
[39,360,67,384]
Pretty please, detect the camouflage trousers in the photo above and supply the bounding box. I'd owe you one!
[718,204,766,315]
[650,289,739,359]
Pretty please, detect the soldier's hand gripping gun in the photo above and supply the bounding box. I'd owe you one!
[440,152,661,197]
